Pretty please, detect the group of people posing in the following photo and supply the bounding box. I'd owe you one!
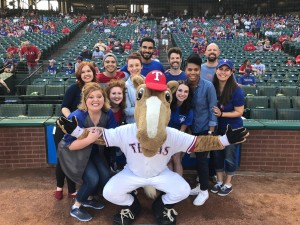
[53,37,244,223]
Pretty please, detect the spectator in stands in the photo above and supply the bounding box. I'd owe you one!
[186,54,217,206]
[108,31,117,41]
[62,26,70,34]
[239,59,258,75]
[263,40,272,51]
[272,41,283,52]
[75,55,83,72]
[256,41,263,52]
[47,59,57,74]
[19,40,41,74]
[165,47,187,83]
[110,40,124,54]
[54,62,97,201]
[212,59,244,196]
[286,57,295,66]
[252,58,266,77]
[0,78,10,93]
[6,43,19,55]
[58,82,117,222]
[3,52,17,73]
[64,62,75,75]
[94,38,107,52]
[0,27,8,36]
[123,39,132,52]
[294,34,300,43]
[296,54,300,64]
[80,46,92,60]
[238,69,256,86]
[96,53,129,88]
[92,47,104,60]
[254,17,262,39]
[243,40,256,51]
[201,43,221,82]
[161,24,171,52]
[151,51,160,62]
[121,37,165,76]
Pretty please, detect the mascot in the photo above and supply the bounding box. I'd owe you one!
[58,70,248,225]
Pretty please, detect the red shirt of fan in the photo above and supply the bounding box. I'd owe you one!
[20,45,40,66]
[96,71,126,84]
[123,43,132,51]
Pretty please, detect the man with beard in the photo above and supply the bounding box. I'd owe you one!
[200,43,220,82]
[121,37,165,76]
[165,47,187,83]
[96,53,129,88]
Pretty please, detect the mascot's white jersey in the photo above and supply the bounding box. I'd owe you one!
[103,123,196,178]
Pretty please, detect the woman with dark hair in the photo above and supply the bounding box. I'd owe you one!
[167,80,194,176]
[53,62,96,200]
[211,59,244,197]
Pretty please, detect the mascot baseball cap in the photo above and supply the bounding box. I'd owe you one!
[145,70,167,91]
[217,59,234,70]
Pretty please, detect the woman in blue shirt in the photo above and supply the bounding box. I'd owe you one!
[168,80,193,176]
[212,59,245,196]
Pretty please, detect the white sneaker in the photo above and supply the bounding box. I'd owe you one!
[193,190,209,206]
[190,184,200,195]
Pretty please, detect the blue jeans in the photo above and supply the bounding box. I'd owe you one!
[213,144,238,176]
[76,149,111,203]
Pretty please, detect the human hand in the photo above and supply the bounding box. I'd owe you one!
[224,125,249,144]
[213,106,222,117]
[57,116,83,138]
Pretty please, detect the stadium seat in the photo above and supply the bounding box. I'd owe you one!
[245,96,269,109]
[258,86,278,96]
[291,96,300,108]
[277,109,300,120]
[278,86,298,96]
[25,85,46,96]
[250,108,276,120]
[0,104,27,117]
[54,104,62,117]
[241,86,257,96]
[45,85,65,96]
[27,104,53,117]
[270,96,292,109]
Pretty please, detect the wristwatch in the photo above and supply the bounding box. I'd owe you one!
[208,131,213,135]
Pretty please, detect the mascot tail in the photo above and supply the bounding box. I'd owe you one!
[143,186,157,199]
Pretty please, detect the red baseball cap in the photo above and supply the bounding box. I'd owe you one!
[145,70,167,91]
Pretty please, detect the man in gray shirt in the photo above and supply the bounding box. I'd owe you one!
[200,43,220,82]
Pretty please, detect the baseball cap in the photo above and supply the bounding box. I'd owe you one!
[145,70,167,91]
[245,68,251,74]
[76,55,83,61]
[217,59,234,70]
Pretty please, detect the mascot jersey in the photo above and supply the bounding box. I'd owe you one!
[103,123,196,178]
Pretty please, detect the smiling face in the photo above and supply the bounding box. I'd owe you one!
[176,83,189,104]
[80,65,94,83]
[109,87,123,106]
[86,90,104,113]
[185,63,201,85]
[216,65,233,82]
[205,43,220,62]
[127,58,142,77]
[139,41,154,60]
[168,53,182,70]
[104,56,117,73]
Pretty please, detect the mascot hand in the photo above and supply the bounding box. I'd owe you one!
[221,125,249,145]
[57,116,83,138]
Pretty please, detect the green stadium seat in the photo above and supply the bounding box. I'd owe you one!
[258,86,278,96]
[270,96,292,109]
[291,96,300,108]
[278,86,298,96]
[0,104,27,117]
[241,86,257,96]
[25,85,46,96]
[45,85,65,96]
[27,104,53,117]
[245,96,269,109]
[277,109,300,120]
[250,108,276,120]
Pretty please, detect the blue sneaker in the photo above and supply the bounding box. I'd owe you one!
[217,185,233,196]
[210,182,223,194]
[82,199,105,209]
[70,207,92,222]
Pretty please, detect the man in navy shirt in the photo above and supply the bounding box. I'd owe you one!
[121,37,164,76]
[165,47,187,83]
[238,69,256,86]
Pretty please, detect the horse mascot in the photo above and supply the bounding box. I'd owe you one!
[58,70,248,225]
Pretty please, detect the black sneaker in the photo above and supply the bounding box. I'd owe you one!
[82,199,105,209]
[217,185,233,196]
[70,207,92,222]
[113,209,135,225]
[210,183,223,194]
[156,207,178,225]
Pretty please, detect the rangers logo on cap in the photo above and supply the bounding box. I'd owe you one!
[145,70,167,91]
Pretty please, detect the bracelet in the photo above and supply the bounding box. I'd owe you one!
[220,111,223,117]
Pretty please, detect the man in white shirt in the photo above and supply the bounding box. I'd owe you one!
[252,58,266,77]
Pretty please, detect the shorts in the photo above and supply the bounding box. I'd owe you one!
[162,39,169,46]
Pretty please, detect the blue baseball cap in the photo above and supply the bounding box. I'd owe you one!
[217,59,234,70]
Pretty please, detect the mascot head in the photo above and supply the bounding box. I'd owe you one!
[133,70,178,157]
